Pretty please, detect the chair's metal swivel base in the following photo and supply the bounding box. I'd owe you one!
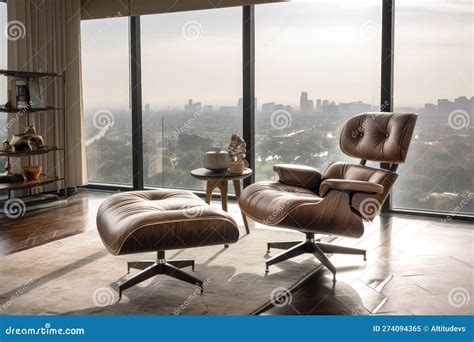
[266,233,366,281]
[118,251,203,298]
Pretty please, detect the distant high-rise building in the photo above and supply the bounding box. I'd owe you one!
[454,96,470,113]
[185,99,202,113]
[424,103,437,114]
[316,99,322,112]
[323,99,329,106]
[300,92,307,112]
[262,102,276,113]
[300,92,314,113]
[437,99,454,115]
[145,103,150,113]
[339,101,372,114]
[322,103,338,115]
[275,104,292,113]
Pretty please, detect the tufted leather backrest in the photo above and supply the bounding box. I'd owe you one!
[340,113,418,163]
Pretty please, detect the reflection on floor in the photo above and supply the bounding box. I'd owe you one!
[0,190,472,315]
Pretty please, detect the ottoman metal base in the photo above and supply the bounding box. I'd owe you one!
[118,251,203,298]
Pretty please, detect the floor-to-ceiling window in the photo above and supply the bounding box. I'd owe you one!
[78,2,472,219]
[140,8,242,190]
[81,17,133,185]
[392,0,473,215]
[255,1,382,182]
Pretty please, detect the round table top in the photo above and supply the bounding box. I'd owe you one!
[191,168,253,181]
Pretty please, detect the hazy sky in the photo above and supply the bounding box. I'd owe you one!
[1,1,472,109]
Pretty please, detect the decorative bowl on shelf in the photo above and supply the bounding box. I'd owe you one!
[22,165,42,180]
[204,147,229,172]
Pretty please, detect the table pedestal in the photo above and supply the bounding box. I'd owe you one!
[204,179,250,235]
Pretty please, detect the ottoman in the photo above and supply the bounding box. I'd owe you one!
[97,189,239,298]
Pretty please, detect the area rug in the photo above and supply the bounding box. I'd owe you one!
[0,226,332,315]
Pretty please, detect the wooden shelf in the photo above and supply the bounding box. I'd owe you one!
[0,175,64,191]
[0,106,59,113]
[0,146,64,158]
[0,68,67,200]
[0,69,61,78]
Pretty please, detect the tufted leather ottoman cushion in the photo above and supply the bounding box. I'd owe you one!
[97,189,239,255]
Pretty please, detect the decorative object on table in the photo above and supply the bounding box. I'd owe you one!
[28,79,45,108]
[1,140,15,153]
[22,164,42,181]
[10,125,45,151]
[3,100,12,109]
[12,79,30,108]
[0,161,25,183]
[204,147,229,172]
[227,134,247,174]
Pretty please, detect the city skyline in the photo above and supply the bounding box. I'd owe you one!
[86,93,473,116]
[80,1,472,108]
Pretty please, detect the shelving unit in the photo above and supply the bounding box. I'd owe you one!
[0,69,67,202]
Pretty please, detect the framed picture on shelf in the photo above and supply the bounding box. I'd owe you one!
[28,79,45,108]
[11,79,30,109]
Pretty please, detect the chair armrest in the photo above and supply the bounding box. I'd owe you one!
[273,164,322,189]
[319,179,384,197]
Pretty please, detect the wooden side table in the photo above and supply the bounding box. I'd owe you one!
[191,168,252,234]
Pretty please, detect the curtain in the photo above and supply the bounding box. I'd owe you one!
[6,0,87,191]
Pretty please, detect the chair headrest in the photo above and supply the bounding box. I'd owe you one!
[340,112,418,164]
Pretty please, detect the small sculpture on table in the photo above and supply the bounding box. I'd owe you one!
[227,134,247,174]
